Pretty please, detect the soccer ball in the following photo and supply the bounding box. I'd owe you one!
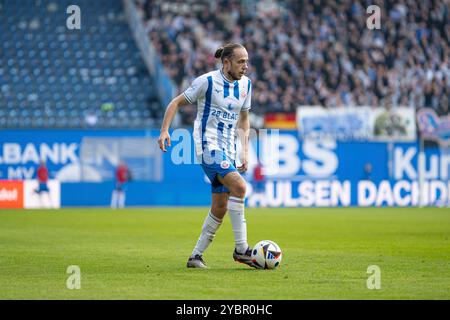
[251,240,282,269]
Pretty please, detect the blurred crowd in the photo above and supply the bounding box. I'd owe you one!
[135,0,449,125]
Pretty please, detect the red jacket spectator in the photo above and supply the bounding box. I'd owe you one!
[37,164,49,183]
[116,163,130,183]
[253,163,264,182]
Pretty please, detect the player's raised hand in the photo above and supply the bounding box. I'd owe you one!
[158,130,171,152]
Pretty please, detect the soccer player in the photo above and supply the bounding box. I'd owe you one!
[111,161,132,209]
[35,161,52,208]
[158,43,253,269]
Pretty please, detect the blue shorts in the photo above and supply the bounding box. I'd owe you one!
[115,182,127,192]
[200,150,237,193]
[253,181,265,193]
[37,183,49,193]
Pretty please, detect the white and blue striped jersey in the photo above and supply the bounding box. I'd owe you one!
[183,69,252,161]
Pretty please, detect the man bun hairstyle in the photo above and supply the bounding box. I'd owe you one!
[214,43,244,62]
[214,47,224,59]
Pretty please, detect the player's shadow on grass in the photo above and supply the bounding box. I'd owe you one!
[186,267,264,272]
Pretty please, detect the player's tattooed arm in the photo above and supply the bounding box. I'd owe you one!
[237,110,250,172]
[158,94,189,152]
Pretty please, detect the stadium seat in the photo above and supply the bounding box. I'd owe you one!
[0,0,161,128]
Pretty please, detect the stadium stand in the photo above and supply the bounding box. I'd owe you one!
[0,0,162,129]
[135,0,449,125]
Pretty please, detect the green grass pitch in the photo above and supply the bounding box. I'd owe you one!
[0,207,449,299]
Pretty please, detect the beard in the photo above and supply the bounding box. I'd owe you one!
[228,70,242,80]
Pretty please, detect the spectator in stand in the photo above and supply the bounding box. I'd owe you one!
[111,161,132,209]
[135,0,449,127]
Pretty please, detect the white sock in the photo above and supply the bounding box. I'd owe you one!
[118,192,126,208]
[227,196,248,254]
[46,193,53,209]
[191,211,222,257]
[38,195,44,209]
[111,190,118,208]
